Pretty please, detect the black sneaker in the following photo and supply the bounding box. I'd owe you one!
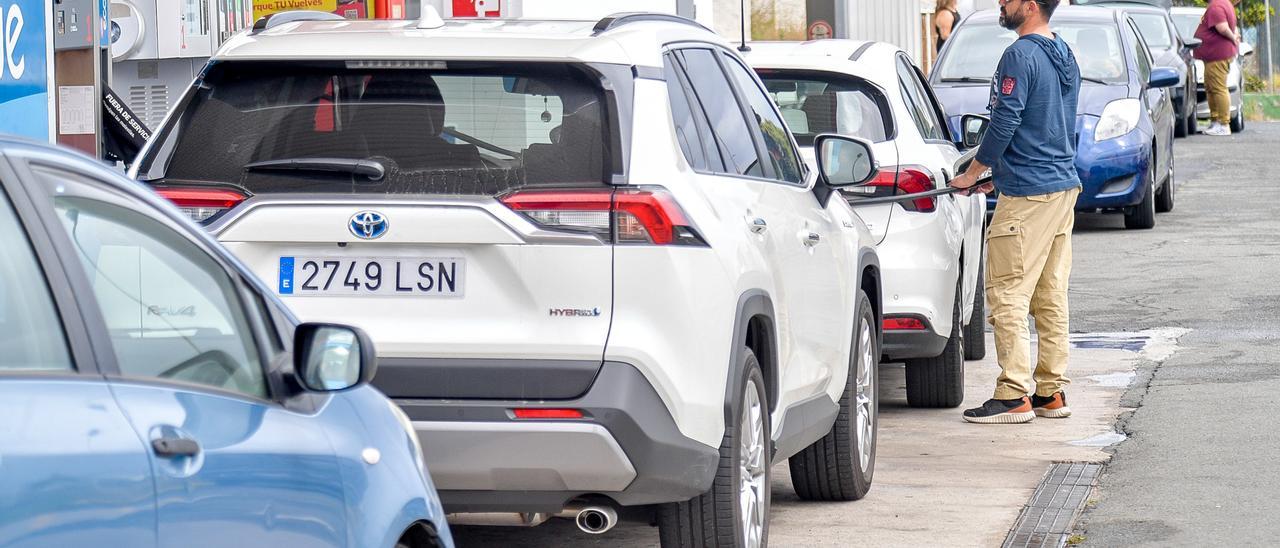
[1031,391,1071,418]
[962,397,1034,424]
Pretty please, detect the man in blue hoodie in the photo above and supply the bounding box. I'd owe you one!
[950,0,1082,424]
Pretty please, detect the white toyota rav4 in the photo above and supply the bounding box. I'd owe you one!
[746,40,989,409]
[132,11,884,546]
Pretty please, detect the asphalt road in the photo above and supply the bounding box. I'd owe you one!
[1073,122,1280,546]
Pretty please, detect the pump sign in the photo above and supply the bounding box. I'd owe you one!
[0,0,49,141]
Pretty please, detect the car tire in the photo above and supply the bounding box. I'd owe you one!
[1156,152,1175,213]
[790,290,878,501]
[904,278,964,408]
[1231,107,1244,133]
[963,261,987,361]
[658,349,770,548]
[1174,106,1188,138]
[1125,159,1157,230]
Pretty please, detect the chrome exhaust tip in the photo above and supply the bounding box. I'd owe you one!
[574,506,618,534]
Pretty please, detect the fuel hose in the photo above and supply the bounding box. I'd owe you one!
[845,148,991,207]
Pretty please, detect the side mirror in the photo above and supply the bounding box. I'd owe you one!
[815,134,877,188]
[294,323,377,392]
[1148,67,1180,89]
[1183,37,1202,49]
[1240,42,1255,57]
[959,114,990,149]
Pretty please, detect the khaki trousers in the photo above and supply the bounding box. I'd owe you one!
[1204,59,1232,126]
[986,187,1080,400]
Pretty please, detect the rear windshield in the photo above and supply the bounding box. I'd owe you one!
[138,61,616,195]
[754,69,891,146]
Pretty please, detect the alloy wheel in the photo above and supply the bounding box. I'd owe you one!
[739,379,767,548]
[855,316,876,473]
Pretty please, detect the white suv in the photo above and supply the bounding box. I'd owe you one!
[745,40,988,408]
[132,11,883,546]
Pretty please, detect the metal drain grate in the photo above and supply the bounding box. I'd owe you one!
[1002,462,1102,548]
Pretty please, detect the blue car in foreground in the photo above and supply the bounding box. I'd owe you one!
[0,137,451,548]
[932,5,1179,229]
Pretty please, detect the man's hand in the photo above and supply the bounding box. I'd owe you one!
[950,171,994,196]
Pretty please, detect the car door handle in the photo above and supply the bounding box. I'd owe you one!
[804,232,821,246]
[152,437,201,458]
[748,217,768,234]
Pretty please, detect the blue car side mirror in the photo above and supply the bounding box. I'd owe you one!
[294,323,378,392]
[1148,67,1180,89]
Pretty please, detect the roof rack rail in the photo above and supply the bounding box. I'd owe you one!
[592,12,711,35]
[251,10,345,34]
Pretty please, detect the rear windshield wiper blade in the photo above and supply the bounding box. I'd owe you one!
[244,158,385,181]
[939,77,991,83]
[1080,76,1110,85]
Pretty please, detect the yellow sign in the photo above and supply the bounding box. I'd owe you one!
[253,0,339,19]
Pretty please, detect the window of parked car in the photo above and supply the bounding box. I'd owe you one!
[755,69,892,146]
[720,52,805,184]
[0,186,72,372]
[1129,13,1174,49]
[136,61,616,197]
[674,48,766,178]
[1170,12,1200,42]
[664,54,715,172]
[1124,20,1153,82]
[896,56,948,142]
[935,23,1129,85]
[42,173,269,398]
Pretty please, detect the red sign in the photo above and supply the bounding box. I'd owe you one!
[808,20,833,40]
[453,0,501,17]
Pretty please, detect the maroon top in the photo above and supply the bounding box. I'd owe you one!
[1194,0,1238,62]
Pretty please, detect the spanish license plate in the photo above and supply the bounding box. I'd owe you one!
[278,257,465,297]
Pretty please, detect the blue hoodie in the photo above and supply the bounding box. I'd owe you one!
[975,33,1082,197]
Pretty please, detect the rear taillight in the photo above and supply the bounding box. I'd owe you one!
[155,187,247,223]
[500,188,704,245]
[895,167,936,213]
[850,165,936,213]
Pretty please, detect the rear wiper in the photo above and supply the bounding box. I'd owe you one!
[244,157,385,181]
[1080,76,1109,85]
[939,77,990,83]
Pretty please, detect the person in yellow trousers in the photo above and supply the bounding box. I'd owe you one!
[1195,0,1242,136]
[949,0,1080,424]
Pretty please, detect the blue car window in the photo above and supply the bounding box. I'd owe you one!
[0,188,72,372]
[50,193,268,398]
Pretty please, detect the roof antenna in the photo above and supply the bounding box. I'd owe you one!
[737,0,750,51]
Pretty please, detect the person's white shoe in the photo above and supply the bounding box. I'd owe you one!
[1204,123,1232,136]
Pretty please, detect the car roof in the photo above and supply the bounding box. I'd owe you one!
[739,40,902,90]
[215,15,728,68]
[1102,3,1169,15]
[965,5,1119,25]
[1169,6,1205,14]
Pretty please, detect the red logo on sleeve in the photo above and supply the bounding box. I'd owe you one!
[1001,77,1016,95]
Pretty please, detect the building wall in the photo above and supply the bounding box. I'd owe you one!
[845,0,927,64]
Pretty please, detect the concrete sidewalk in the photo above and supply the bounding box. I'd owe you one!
[452,329,1180,547]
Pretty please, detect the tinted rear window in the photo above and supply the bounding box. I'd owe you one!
[755,69,891,145]
[140,61,615,195]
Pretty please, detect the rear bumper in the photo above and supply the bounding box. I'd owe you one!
[397,361,720,513]
[882,328,948,361]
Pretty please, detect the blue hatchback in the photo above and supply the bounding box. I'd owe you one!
[931,5,1180,229]
[0,138,452,548]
